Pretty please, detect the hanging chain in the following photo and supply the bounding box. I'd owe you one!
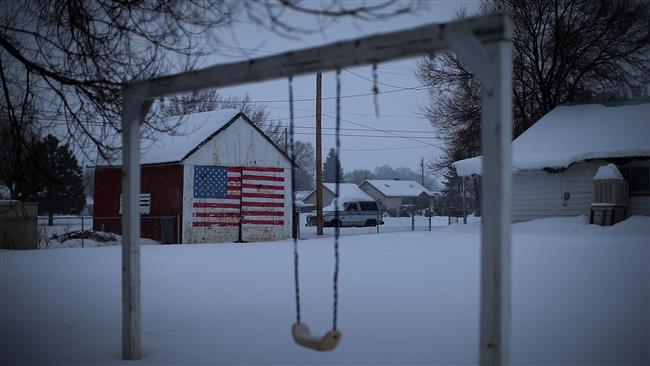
[332,69,341,331]
[372,63,380,118]
[289,76,301,324]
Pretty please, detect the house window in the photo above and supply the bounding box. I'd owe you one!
[619,166,650,194]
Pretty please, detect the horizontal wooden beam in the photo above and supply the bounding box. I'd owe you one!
[129,14,511,98]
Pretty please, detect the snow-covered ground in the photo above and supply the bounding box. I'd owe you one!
[1,216,648,365]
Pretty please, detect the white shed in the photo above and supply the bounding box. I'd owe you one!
[95,109,294,244]
[453,101,650,222]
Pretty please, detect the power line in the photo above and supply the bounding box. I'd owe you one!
[325,145,434,152]
[292,132,438,140]
[238,85,428,103]
[322,112,437,147]
[343,69,411,89]
[24,117,440,141]
[266,106,429,119]
[261,124,438,135]
[26,115,437,136]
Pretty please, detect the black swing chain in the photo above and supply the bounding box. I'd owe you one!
[289,76,301,324]
[290,72,342,331]
[332,69,342,331]
[372,63,380,118]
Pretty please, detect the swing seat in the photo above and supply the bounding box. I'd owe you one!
[291,323,341,351]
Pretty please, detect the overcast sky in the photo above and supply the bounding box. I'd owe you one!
[194,1,480,178]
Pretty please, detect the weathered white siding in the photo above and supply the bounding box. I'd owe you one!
[181,117,292,243]
[512,160,650,222]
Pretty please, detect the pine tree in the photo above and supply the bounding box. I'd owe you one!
[17,135,85,225]
[322,148,344,183]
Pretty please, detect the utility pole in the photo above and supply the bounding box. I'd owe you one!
[316,73,323,235]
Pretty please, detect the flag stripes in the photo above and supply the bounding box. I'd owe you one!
[191,165,286,228]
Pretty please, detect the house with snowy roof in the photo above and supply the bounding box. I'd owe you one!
[302,183,375,208]
[453,100,650,222]
[359,179,435,210]
[93,109,294,244]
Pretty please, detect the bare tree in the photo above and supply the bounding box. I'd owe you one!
[0,0,416,194]
[417,0,650,172]
[344,169,376,185]
[159,89,287,144]
[292,141,316,190]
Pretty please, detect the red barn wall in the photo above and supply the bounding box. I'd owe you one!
[93,164,184,243]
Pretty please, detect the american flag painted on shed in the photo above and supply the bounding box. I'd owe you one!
[192,166,242,227]
[191,165,286,227]
[241,167,286,226]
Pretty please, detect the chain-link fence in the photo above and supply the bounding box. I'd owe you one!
[37,215,180,249]
[297,213,463,239]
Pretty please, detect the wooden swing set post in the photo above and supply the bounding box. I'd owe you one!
[120,14,512,365]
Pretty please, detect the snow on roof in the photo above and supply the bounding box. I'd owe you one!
[453,102,650,176]
[140,109,241,165]
[294,191,312,201]
[322,183,374,201]
[593,163,624,180]
[363,179,431,197]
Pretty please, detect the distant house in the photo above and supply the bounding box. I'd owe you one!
[302,183,374,207]
[359,179,434,210]
[93,109,294,243]
[453,100,650,222]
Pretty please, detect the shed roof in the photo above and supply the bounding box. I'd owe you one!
[453,101,650,176]
[97,109,292,166]
[141,109,240,165]
[362,180,432,197]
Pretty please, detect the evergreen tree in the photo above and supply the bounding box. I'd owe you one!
[17,135,85,225]
[322,148,344,183]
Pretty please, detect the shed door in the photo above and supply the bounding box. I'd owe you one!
[241,167,286,240]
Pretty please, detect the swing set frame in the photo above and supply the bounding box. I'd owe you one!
[119,14,513,366]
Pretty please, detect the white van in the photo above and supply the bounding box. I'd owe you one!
[306,200,383,227]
